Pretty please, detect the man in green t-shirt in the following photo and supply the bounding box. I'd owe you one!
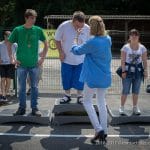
[7,9,48,116]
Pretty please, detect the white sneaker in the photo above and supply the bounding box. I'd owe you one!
[119,106,126,115]
[133,106,141,115]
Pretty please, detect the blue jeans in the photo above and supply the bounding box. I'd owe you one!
[17,66,39,109]
[122,76,142,95]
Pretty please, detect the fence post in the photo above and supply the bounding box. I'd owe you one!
[13,69,17,97]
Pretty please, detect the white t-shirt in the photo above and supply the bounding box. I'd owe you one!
[121,43,147,64]
[55,20,90,65]
[0,41,17,64]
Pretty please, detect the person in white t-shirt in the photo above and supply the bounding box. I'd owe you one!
[55,11,90,104]
[119,29,148,115]
[0,31,17,102]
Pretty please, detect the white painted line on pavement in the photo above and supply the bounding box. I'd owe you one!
[0,132,149,138]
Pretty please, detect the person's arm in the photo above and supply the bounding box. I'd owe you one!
[121,50,127,78]
[38,40,48,66]
[40,40,48,58]
[7,27,19,65]
[54,22,65,61]
[71,37,95,55]
[55,40,65,61]
[142,51,148,78]
[7,41,14,63]
[7,41,20,66]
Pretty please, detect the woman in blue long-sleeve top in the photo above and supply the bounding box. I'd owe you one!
[71,15,112,144]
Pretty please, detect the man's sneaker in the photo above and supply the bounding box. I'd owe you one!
[133,106,141,115]
[32,108,42,117]
[119,106,126,115]
[13,107,26,116]
[27,88,31,95]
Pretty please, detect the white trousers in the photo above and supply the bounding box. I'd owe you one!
[83,84,107,134]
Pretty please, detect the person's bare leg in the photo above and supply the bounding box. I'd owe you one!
[132,94,141,115]
[132,94,138,106]
[1,78,6,96]
[77,90,83,104]
[5,78,11,96]
[0,79,2,96]
[65,89,71,96]
[121,94,127,106]
[77,90,83,96]
[119,94,127,115]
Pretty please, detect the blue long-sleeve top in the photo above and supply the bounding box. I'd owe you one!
[71,35,112,88]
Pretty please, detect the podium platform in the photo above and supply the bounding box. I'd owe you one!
[107,106,150,125]
[106,94,150,125]
[0,95,54,125]
[51,99,98,125]
[0,109,50,125]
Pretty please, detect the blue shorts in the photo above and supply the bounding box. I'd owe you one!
[61,62,84,90]
[122,77,142,95]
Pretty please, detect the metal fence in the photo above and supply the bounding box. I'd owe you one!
[38,15,150,95]
[37,57,150,95]
[6,15,150,96]
[44,15,150,53]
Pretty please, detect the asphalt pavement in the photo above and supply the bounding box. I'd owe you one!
[0,92,150,150]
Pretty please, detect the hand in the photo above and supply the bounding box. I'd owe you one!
[14,60,21,67]
[121,72,126,79]
[38,57,44,66]
[59,51,65,61]
[77,28,82,36]
[39,51,45,58]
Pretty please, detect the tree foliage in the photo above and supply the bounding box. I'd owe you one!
[0,0,150,29]
[0,0,16,27]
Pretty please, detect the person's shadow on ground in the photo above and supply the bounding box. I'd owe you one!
[114,124,149,145]
[40,124,108,150]
[0,124,33,150]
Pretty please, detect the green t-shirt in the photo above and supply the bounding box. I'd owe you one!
[9,25,46,67]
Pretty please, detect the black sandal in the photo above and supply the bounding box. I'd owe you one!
[77,96,83,104]
[60,95,71,104]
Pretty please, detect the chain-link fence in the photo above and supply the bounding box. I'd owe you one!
[37,57,150,95]
[10,15,150,96]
